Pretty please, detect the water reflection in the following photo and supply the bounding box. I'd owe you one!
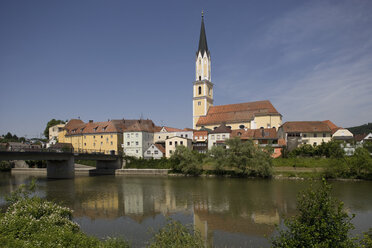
[2,173,372,247]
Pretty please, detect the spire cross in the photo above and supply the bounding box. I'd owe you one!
[201,9,204,18]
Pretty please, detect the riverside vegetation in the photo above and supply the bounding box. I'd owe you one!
[0,180,203,248]
[125,137,274,178]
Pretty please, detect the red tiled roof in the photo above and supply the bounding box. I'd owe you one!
[281,121,332,133]
[161,126,185,132]
[154,144,165,154]
[124,120,156,132]
[231,128,278,140]
[322,120,340,134]
[210,123,232,134]
[354,134,367,142]
[196,100,280,126]
[64,119,157,136]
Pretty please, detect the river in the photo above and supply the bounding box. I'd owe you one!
[1,172,372,247]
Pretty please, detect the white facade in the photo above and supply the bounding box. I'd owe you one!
[144,144,164,159]
[165,136,192,158]
[207,132,230,150]
[49,124,65,140]
[154,127,193,143]
[122,131,154,158]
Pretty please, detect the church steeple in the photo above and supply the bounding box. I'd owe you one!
[193,11,213,129]
[197,11,209,56]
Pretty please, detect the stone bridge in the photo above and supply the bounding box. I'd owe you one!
[0,151,122,179]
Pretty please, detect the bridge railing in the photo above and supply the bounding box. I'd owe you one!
[0,146,122,156]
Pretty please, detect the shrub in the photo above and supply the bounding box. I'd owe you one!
[0,181,129,248]
[271,179,357,248]
[147,219,204,248]
[0,161,11,171]
[169,146,203,175]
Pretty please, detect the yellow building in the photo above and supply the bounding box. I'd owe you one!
[59,119,154,155]
[192,13,282,130]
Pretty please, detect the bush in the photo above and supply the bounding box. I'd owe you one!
[148,219,204,248]
[0,161,11,171]
[271,179,357,248]
[169,146,203,175]
[0,181,129,248]
[124,156,171,169]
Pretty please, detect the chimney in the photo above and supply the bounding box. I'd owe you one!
[244,128,248,131]
[89,120,93,123]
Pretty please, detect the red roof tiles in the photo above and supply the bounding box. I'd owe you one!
[196,100,280,126]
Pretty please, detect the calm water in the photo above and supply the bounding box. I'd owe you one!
[1,172,372,247]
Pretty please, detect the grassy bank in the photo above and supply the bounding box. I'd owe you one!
[273,157,330,168]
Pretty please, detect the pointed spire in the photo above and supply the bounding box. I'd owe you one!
[197,10,209,56]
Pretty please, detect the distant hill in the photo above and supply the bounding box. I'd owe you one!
[346,123,372,135]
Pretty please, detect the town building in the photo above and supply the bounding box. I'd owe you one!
[154,126,193,144]
[277,121,336,151]
[165,136,192,158]
[144,143,165,159]
[207,124,232,150]
[59,119,157,155]
[192,13,282,130]
[193,129,209,154]
[49,123,65,140]
[122,120,157,158]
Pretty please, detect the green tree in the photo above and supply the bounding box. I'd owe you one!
[44,119,65,139]
[271,179,357,248]
[170,146,203,175]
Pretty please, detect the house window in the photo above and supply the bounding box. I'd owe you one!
[110,141,113,145]
[111,135,113,138]
[147,151,151,154]
[181,134,183,137]
[313,142,317,146]
[127,134,130,138]
[211,135,215,139]
[239,125,245,129]
[169,141,172,145]
[84,143,86,146]
[195,136,198,140]
[217,135,220,139]
[175,141,178,146]
[185,134,188,138]
[222,135,226,139]
[323,133,326,137]
[314,133,318,138]
[154,150,158,154]
[303,134,307,138]
[158,136,160,139]
[166,136,169,139]
[127,142,130,146]
[100,142,103,145]
[106,138,109,142]
[170,150,172,154]
[237,132,242,136]
[136,150,138,153]
[198,101,201,106]
[198,86,202,95]
[136,133,138,137]
[93,143,96,147]
[136,141,139,145]
[180,141,183,145]
[93,136,95,139]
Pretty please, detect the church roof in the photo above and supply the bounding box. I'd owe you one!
[196,100,281,127]
[197,13,209,56]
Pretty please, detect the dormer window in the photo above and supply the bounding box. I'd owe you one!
[239,125,245,129]
[102,126,107,131]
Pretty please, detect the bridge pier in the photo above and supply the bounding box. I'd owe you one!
[96,158,122,170]
[47,156,74,179]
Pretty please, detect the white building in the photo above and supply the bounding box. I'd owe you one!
[165,136,192,158]
[207,124,232,150]
[122,120,156,158]
[154,126,193,144]
[144,143,165,159]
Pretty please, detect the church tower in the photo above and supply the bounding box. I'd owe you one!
[193,11,213,129]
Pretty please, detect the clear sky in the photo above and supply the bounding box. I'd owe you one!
[1,0,371,138]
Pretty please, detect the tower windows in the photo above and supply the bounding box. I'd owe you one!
[198,86,202,94]
[198,101,201,106]
[199,76,201,81]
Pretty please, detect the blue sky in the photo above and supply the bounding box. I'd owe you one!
[1,0,371,138]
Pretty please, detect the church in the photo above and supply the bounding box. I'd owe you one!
[192,13,282,131]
